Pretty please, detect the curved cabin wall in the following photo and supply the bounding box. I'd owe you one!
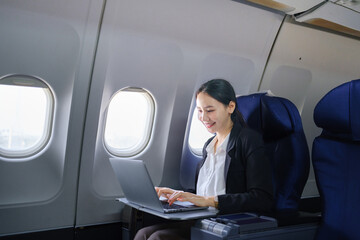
[260,16,360,196]
[76,0,285,226]
[1,0,360,236]
[0,0,103,236]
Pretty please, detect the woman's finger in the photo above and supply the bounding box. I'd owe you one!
[156,187,176,198]
[168,191,185,205]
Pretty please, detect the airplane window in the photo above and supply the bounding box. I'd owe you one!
[0,75,54,158]
[104,88,155,157]
[188,108,214,155]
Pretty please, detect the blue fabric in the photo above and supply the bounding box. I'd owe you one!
[313,139,360,240]
[312,79,360,240]
[350,80,360,140]
[314,82,351,135]
[236,93,264,131]
[261,96,293,140]
[314,79,360,141]
[237,93,310,212]
[180,144,202,192]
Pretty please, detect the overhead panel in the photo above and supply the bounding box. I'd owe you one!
[296,1,360,38]
[244,0,360,38]
[244,0,325,14]
[331,0,360,13]
[245,0,295,13]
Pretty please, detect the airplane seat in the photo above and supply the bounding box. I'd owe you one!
[312,79,360,240]
[237,92,311,225]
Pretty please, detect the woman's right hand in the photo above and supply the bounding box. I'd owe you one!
[155,187,183,200]
[155,187,216,207]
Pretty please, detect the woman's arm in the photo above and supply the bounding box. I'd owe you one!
[218,128,274,215]
[156,187,217,207]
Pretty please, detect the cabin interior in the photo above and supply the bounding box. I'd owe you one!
[0,0,360,239]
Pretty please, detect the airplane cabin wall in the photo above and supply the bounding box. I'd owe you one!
[1,0,360,237]
[75,0,285,227]
[259,16,360,197]
[0,0,104,236]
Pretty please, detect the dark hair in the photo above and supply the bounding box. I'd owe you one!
[196,79,246,126]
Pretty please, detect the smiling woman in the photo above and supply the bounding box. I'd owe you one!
[134,79,274,240]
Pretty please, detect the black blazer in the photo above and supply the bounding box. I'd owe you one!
[195,121,274,215]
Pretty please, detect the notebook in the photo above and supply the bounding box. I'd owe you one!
[109,158,209,214]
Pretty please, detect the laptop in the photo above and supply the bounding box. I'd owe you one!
[109,158,209,214]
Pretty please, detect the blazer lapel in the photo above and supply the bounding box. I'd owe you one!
[224,121,242,178]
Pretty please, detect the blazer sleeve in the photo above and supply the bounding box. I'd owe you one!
[217,129,274,215]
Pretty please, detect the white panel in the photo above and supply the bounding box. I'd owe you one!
[266,65,312,113]
[278,0,324,14]
[0,0,103,236]
[331,0,360,13]
[0,4,80,205]
[76,0,284,226]
[93,35,184,197]
[198,54,255,95]
[260,16,360,197]
[245,0,324,14]
[296,2,360,33]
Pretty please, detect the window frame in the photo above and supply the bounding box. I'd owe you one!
[0,74,55,159]
[103,87,155,157]
[188,106,214,156]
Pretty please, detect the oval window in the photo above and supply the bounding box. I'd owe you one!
[188,107,214,155]
[0,74,54,158]
[104,88,155,157]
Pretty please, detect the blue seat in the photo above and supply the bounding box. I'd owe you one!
[312,79,360,240]
[237,93,310,214]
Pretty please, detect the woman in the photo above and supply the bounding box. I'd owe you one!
[135,79,273,240]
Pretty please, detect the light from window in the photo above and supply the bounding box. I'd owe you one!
[0,75,54,158]
[104,88,155,157]
[188,107,214,155]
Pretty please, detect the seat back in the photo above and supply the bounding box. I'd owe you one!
[237,93,310,213]
[312,79,360,240]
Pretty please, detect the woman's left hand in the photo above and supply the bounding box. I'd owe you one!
[156,187,215,207]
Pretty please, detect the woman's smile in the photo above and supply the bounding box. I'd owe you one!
[204,122,215,128]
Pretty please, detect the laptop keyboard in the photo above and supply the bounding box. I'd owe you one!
[161,201,187,210]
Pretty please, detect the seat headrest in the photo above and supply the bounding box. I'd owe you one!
[314,79,360,141]
[261,95,294,140]
[236,93,265,131]
[237,93,298,140]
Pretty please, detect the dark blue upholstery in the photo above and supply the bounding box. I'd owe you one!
[312,79,360,240]
[237,93,310,213]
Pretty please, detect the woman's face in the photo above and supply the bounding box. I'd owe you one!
[196,92,235,135]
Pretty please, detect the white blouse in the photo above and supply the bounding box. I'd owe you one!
[196,134,230,197]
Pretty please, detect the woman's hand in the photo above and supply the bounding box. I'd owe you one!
[155,187,216,207]
[155,187,180,200]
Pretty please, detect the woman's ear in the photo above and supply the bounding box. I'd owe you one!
[228,101,236,114]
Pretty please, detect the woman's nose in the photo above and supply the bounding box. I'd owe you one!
[201,112,209,121]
